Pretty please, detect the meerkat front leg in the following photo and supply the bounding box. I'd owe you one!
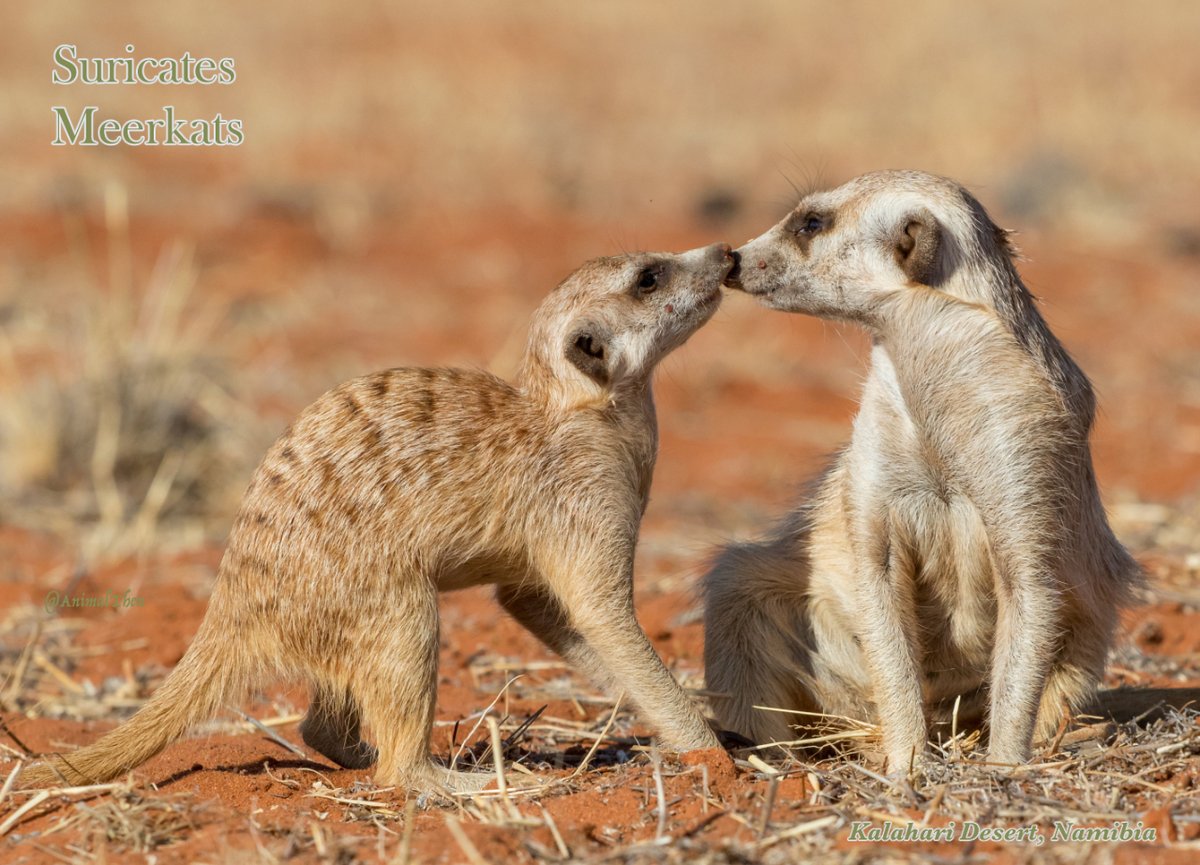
[576,594,721,751]
[503,582,730,750]
[497,584,617,695]
[853,521,927,774]
[537,546,720,752]
[985,544,1060,765]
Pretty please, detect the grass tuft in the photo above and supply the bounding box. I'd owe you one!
[0,188,257,562]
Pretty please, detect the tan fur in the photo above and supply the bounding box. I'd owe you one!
[704,171,1142,772]
[25,244,734,793]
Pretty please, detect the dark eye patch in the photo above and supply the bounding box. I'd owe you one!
[636,268,659,291]
[786,209,833,252]
[791,211,828,236]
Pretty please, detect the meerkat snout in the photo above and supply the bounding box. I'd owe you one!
[722,249,741,287]
[681,242,737,292]
[710,242,735,262]
[708,243,736,292]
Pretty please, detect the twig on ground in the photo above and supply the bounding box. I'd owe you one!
[235,708,306,758]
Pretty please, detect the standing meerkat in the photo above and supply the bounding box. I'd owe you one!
[703,170,1142,772]
[26,243,734,793]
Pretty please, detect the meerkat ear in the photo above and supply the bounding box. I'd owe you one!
[895,209,942,285]
[993,223,1020,260]
[565,324,611,386]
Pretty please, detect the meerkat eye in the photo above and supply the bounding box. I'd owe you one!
[795,213,825,235]
[636,268,659,292]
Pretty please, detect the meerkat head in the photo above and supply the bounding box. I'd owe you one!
[521,243,735,405]
[725,170,1019,325]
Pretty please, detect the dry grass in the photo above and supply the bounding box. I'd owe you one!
[0,777,203,855]
[4,465,1193,861]
[71,787,204,854]
[0,184,259,563]
[4,628,1200,862]
[250,689,1200,863]
[432,667,1200,858]
[0,603,152,720]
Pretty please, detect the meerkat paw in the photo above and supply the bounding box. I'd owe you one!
[984,746,1029,770]
[714,728,757,751]
[883,745,930,780]
[372,761,488,796]
[336,741,379,770]
[660,724,723,753]
[432,763,552,795]
[311,740,377,771]
[423,764,496,795]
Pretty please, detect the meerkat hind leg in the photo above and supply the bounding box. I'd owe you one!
[354,585,492,794]
[300,683,378,770]
[1031,616,1113,746]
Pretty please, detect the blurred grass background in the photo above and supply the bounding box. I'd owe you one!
[4,1,1199,231]
[1,0,1199,560]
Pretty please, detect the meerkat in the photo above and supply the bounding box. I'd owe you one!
[703,170,1143,772]
[25,243,734,794]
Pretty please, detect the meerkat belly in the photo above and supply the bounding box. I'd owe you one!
[808,492,997,717]
[897,491,996,703]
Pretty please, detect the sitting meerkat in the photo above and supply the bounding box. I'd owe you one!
[26,243,734,793]
[703,170,1142,772]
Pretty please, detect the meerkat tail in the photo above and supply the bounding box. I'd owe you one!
[702,542,818,746]
[21,618,254,787]
[1082,687,1200,725]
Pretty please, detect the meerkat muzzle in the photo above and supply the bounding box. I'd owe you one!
[722,250,742,288]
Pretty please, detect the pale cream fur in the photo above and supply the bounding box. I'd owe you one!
[704,171,1142,772]
[24,243,735,794]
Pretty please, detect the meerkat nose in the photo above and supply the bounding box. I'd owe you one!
[722,249,741,286]
[702,242,733,264]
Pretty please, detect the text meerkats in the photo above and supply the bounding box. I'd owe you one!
[27,244,735,793]
[704,170,1141,772]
